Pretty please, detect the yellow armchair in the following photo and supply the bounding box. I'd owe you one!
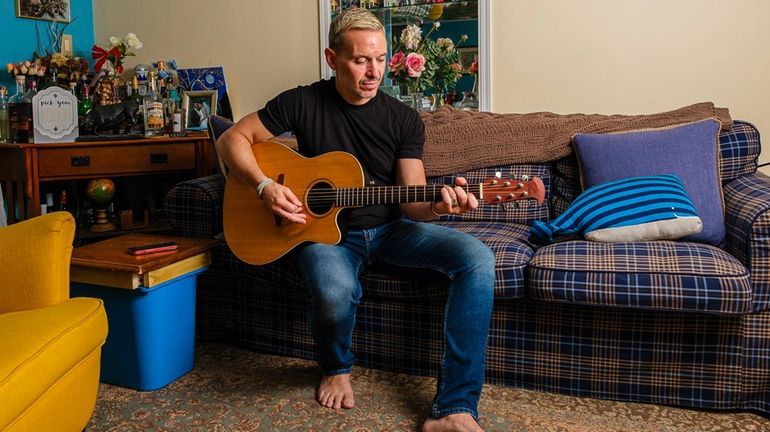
[0,212,108,432]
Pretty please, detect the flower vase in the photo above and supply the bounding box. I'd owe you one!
[408,92,431,111]
[410,92,423,111]
[93,72,127,106]
[431,92,445,111]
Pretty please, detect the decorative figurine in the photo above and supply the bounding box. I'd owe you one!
[80,100,139,135]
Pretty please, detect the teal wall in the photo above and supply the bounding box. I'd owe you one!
[0,0,94,92]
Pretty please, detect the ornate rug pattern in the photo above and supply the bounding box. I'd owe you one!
[88,343,770,431]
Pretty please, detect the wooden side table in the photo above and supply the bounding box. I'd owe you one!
[0,134,217,224]
[70,233,219,390]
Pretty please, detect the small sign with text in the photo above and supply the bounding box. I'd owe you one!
[33,87,79,143]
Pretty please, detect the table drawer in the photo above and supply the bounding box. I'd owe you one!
[38,143,196,177]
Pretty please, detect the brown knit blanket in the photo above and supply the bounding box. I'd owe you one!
[419,102,732,176]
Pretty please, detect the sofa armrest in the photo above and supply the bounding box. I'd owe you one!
[724,172,770,309]
[163,174,225,239]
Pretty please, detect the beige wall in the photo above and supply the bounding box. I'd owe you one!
[491,0,770,170]
[93,0,321,122]
[94,0,770,168]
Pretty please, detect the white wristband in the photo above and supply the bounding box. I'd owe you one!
[256,177,274,198]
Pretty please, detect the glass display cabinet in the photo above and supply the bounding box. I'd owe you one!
[319,0,490,111]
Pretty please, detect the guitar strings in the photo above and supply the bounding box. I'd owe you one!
[294,184,519,205]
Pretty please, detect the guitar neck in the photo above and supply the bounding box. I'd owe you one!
[334,184,481,207]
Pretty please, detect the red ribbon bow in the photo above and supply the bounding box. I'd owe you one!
[91,45,124,74]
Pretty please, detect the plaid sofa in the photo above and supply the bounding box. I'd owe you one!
[164,120,770,414]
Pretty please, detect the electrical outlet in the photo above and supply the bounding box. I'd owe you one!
[61,34,73,55]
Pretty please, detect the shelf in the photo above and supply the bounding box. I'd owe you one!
[332,0,478,24]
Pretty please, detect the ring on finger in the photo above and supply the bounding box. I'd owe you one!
[451,198,459,208]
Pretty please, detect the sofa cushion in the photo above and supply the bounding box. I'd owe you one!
[528,240,752,314]
[573,118,724,246]
[719,120,760,183]
[428,164,550,225]
[530,174,702,244]
[551,121,761,221]
[362,221,534,300]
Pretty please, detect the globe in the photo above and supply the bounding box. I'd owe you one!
[86,178,115,205]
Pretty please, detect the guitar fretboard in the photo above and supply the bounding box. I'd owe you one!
[334,184,483,207]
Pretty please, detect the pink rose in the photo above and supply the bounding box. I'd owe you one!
[388,51,405,72]
[405,52,425,77]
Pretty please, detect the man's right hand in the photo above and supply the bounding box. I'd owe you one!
[261,182,307,224]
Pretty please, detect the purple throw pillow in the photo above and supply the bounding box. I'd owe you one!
[572,118,724,246]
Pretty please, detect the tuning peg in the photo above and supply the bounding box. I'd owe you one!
[517,182,524,188]
[504,181,511,187]
[495,171,502,178]
[495,195,502,202]
[521,175,529,181]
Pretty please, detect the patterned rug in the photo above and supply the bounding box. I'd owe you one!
[89,342,770,431]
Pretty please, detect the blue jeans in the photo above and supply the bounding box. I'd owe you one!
[295,218,495,420]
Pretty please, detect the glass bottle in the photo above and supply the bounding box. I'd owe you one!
[78,76,94,117]
[59,189,69,212]
[9,75,33,143]
[168,88,182,136]
[128,76,144,134]
[41,67,63,90]
[142,72,165,137]
[128,76,143,104]
[0,86,9,143]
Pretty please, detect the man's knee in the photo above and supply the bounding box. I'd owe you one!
[456,235,495,271]
[315,280,359,321]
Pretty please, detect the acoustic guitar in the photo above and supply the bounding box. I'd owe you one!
[223,140,545,265]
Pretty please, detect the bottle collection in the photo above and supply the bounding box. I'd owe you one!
[124,62,184,138]
[0,61,187,143]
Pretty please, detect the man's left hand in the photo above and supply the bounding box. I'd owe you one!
[436,176,478,215]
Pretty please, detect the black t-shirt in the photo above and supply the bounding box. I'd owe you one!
[257,78,425,229]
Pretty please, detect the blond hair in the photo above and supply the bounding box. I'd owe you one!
[328,8,384,50]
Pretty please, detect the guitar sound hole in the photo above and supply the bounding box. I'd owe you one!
[306,182,335,216]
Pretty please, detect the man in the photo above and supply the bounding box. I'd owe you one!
[193,101,210,128]
[218,8,494,432]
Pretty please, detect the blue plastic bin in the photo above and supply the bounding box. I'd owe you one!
[71,267,206,391]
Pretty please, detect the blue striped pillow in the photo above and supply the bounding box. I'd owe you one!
[529,174,702,245]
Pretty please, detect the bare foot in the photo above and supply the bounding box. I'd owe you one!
[421,413,484,432]
[316,374,355,410]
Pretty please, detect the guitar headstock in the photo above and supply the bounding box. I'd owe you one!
[479,175,545,205]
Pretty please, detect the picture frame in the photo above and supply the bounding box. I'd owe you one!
[458,46,478,74]
[15,0,71,23]
[177,67,233,120]
[182,90,218,131]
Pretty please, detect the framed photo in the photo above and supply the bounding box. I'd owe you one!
[16,0,71,23]
[182,90,218,131]
[177,67,233,120]
[458,46,478,74]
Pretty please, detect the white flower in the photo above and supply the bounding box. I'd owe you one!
[400,24,422,50]
[125,33,143,50]
[436,37,455,54]
[108,36,122,47]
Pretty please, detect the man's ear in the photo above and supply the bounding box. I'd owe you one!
[324,47,337,71]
